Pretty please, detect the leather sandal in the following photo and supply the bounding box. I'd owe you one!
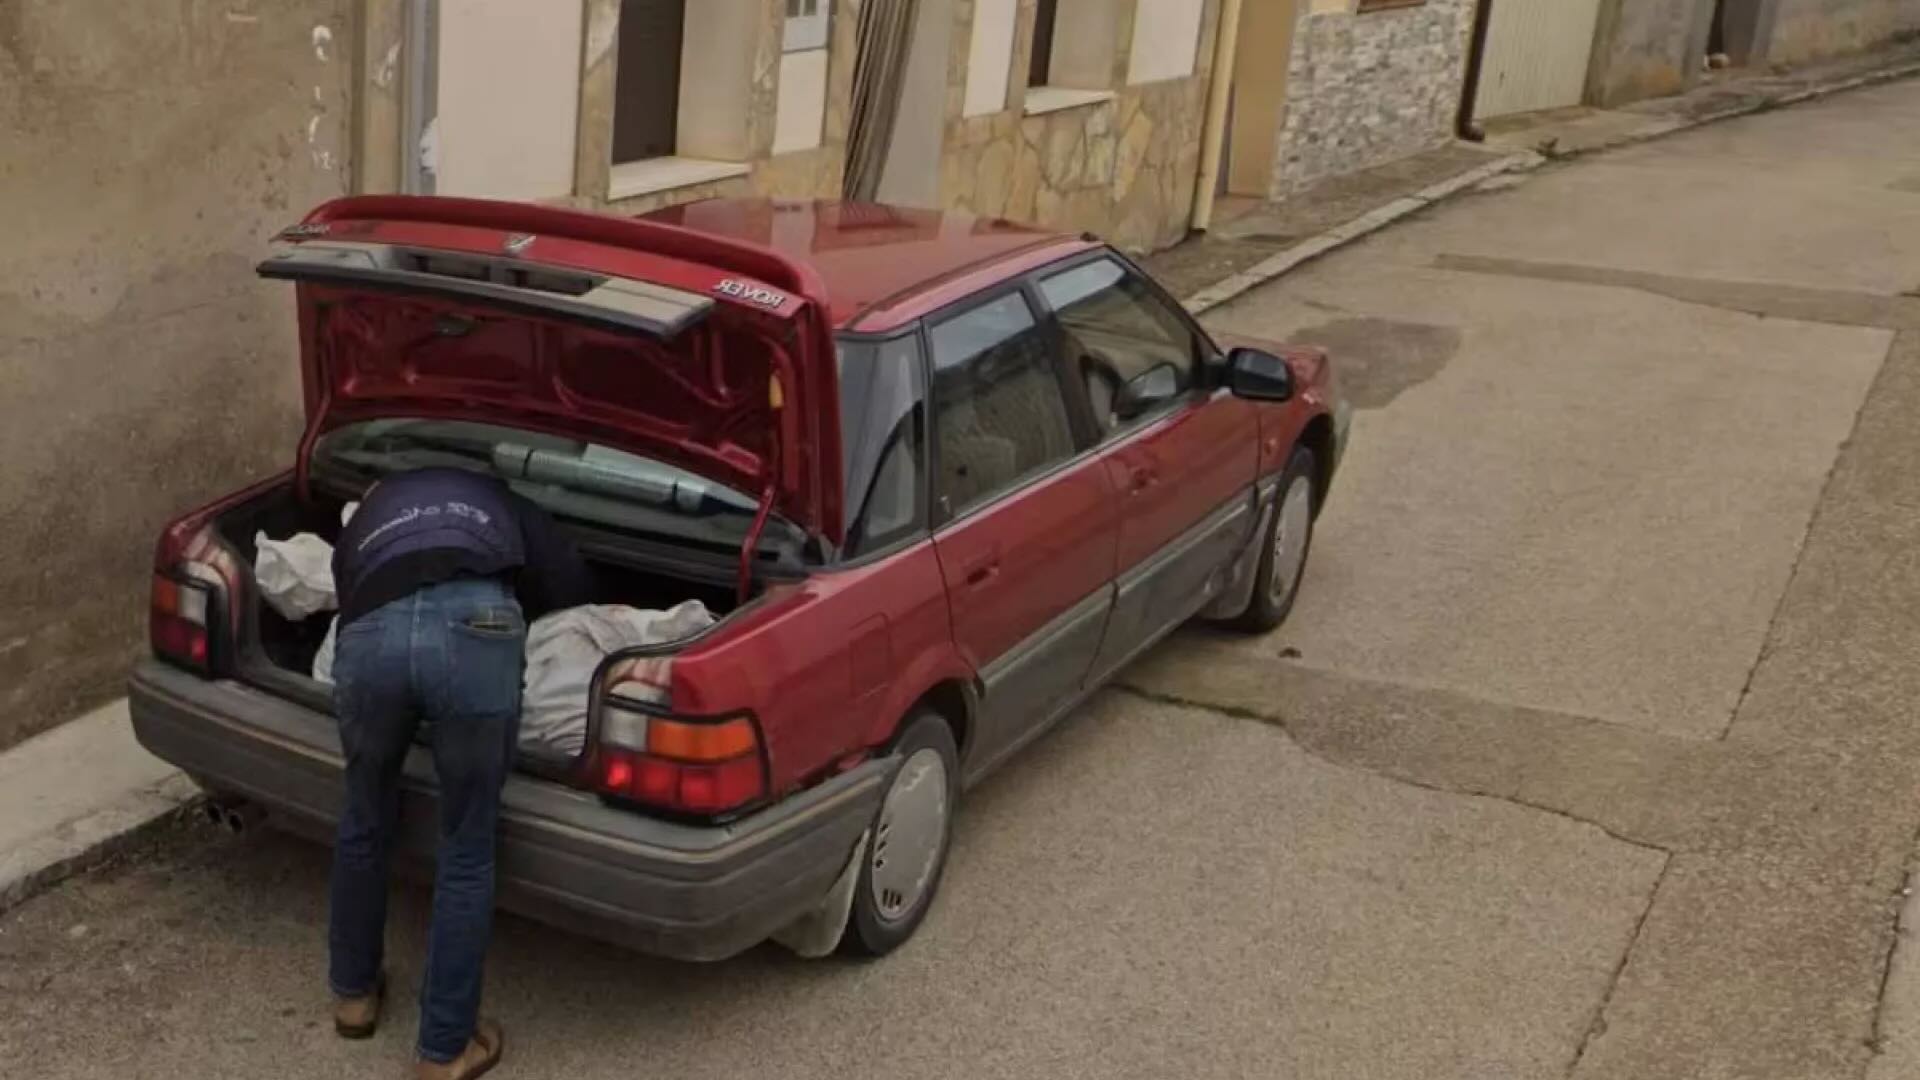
[416,1018,505,1080]
[332,972,386,1039]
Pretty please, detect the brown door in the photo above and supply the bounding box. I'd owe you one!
[1225,0,1298,197]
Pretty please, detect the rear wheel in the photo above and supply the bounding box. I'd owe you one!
[1225,447,1317,633]
[839,710,958,957]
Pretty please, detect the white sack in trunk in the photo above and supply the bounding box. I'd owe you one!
[519,601,716,759]
[300,502,359,685]
[254,532,338,620]
[312,616,340,684]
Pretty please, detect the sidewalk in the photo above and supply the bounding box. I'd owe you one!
[0,699,195,913]
[1142,38,1920,316]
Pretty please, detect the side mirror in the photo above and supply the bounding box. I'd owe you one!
[1112,362,1183,421]
[1226,347,1294,402]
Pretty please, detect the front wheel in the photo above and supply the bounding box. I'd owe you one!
[839,710,958,957]
[1224,447,1318,633]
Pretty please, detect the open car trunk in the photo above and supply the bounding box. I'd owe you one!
[212,478,754,775]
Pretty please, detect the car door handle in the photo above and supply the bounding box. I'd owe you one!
[961,551,1001,586]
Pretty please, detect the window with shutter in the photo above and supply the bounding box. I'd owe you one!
[612,0,687,164]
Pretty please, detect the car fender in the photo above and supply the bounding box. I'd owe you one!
[862,644,979,756]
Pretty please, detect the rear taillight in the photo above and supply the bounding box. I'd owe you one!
[150,572,214,672]
[592,657,767,816]
[150,522,243,676]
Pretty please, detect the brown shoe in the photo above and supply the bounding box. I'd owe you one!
[416,1018,504,1080]
[332,972,386,1039]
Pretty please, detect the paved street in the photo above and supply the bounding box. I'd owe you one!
[8,79,1920,1080]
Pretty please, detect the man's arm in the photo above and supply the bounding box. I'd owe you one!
[510,493,595,618]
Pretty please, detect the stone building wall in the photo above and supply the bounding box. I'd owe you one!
[1587,0,1714,107]
[1764,0,1920,66]
[940,0,1222,253]
[587,0,857,215]
[359,0,1215,253]
[0,0,353,750]
[1270,0,1474,196]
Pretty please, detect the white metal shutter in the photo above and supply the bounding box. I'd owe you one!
[1473,0,1606,120]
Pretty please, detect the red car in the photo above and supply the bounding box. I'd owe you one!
[131,196,1347,959]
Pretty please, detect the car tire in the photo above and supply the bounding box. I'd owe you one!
[839,709,959,957]
[1224,446,1318,634]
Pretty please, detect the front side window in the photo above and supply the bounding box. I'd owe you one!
[1038,257,1206,435]
[929,292,1077,518]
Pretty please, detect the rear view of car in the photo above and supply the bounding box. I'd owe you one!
[133,196,903,960]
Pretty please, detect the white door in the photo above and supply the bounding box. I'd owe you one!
[1473,0,1605,120]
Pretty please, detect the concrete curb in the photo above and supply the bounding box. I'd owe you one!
[0,699,200,916]
[1180,56,1920,316]
[1181,153,1542,315]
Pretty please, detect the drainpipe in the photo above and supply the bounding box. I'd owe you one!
[1191,0,1246,232]
[1456,0,1493,141]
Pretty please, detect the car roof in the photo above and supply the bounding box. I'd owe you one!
[641,199,1099,334]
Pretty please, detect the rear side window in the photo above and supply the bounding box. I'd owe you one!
[838,335,927,556]
[1038,257,1206,435]
[928,292,1077,518]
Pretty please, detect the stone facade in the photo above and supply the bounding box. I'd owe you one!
[582,0,857,215]
[1270,0,1475,196]
[0,0,353,750]
[537,0,1217,251]
[939,0,1221,252]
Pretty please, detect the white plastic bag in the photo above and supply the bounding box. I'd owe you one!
[312,615,340,684]
[254,532,338,620]
[518,601,716,759]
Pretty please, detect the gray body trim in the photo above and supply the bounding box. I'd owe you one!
[258,241,716,339]
[963,586,1115,786]
[1201,474,1284,621]
[961,483,1260,788]
[128,660,885,962]
[1089,489,1256,685]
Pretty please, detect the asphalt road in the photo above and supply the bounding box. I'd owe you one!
[8,78,1920,1080]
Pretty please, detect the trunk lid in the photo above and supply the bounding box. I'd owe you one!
[259,196,845,548]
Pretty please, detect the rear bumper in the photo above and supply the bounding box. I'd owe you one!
[128,660,886,961]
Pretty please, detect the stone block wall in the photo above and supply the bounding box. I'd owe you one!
[1270,0,1475,196]
[940,0,1221,252]
[0,0,353,750]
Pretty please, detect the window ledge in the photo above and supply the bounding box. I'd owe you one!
[1023,87,1117,117]
[608,157,752,201]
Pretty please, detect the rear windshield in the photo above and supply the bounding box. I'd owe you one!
[312,419,811,563]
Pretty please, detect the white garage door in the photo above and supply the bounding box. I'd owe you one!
[1473,0,1606,120]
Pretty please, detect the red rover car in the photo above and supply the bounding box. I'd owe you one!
[130,196,1347,959]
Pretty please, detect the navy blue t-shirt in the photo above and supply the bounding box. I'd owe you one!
[334,468,592,625]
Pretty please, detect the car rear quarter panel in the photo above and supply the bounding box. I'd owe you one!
[666,541,966,795]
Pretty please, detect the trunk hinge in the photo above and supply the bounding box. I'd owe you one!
[294,379,333,504]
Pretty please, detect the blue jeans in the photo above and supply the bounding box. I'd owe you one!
[327,577,525,1064]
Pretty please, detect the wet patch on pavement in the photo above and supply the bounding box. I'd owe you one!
[1284,317,1462,410]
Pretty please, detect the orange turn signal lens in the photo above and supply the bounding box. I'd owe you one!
[646,716,759,762]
